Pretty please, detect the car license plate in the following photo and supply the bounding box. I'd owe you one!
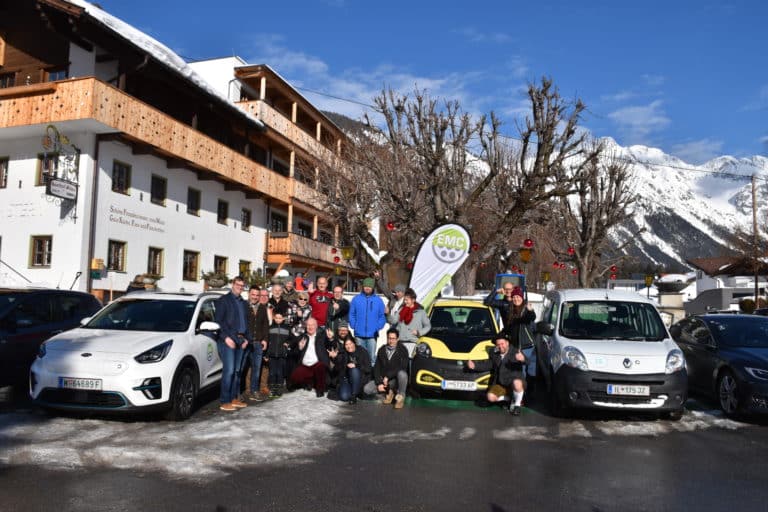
[59,377,102,391]
[441,380,477,391]
[606,384,649,396]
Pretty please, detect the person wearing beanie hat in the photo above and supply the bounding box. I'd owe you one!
[511,286,524,299]
[349,275,386,365]
[388,283,407,319]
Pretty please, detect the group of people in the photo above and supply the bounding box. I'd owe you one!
[213,274,431,412]
[213,273,536,417]
[475,283,537,415]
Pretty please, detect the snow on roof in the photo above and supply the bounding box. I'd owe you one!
[64,0,264,130]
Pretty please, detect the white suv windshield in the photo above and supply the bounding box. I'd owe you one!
[85,299,196,332]
[559,301,667,341]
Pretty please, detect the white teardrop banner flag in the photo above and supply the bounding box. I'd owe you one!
[408,224,472,310]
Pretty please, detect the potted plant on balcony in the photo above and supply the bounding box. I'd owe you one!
[201,270,229,289]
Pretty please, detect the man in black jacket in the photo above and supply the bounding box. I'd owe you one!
[214,276,250,412]
[289,317,331,397]
[467,333,528,415]
[325,285,350,334]
[363,328,410,409]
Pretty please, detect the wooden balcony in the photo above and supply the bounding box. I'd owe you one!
[267,232,358,269]
[239,100,337,164]
[0,77,293,203]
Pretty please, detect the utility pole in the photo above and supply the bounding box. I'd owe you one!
[753,174,759,305]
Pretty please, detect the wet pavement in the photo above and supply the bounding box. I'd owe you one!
[1,387,767,511]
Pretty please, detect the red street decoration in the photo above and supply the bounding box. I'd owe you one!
[559,263,566,270]
[571,268,578,275]
[407,262,414,270]
[331,248,338,254]
[610,274,617,280]
[552,261,560,269]
[567,247,575,256]
[523,238,534,248]
[385,222,396,232]
[471,243,479,252]
[511,265,519,272]
[610,265,618,272]
[333,256,340,263]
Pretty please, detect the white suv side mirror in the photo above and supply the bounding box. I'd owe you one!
[198,321,220,332]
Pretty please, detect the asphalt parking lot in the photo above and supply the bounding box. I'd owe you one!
[2,387,768,511]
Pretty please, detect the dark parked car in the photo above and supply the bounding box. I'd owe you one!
[0,288,101,387]
[671,314,768,416]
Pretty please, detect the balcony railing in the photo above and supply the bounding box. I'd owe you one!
[0,78,295,203]
[267,232,357,268]
[239,100,337,163]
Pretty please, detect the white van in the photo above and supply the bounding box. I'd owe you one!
[535,289,687,419]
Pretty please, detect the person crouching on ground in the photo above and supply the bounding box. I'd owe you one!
[363,328,410,409]
[467,333,528,415]
[335,337,373,404]
[289,317,331,397]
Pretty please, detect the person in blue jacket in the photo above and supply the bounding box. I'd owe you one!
[349,277,386,364]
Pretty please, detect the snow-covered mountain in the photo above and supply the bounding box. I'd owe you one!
[324,111,768,270]
[606,139,768,269]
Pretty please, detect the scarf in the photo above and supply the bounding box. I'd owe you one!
[399,302,421,325]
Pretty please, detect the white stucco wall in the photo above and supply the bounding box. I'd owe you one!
[0,131,96,290]
[187,57,247,101]
[91,140,268,294]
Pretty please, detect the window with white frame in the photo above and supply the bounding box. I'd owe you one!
[107,240,126,272]
[147,247,163,276]
[241,208,251,232]
[30,236,52,267]
[112,160,131,194]
[0,157,8,188]
[150,174,167,206]
[183,250,199,281]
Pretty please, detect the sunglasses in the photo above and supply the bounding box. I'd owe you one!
[298,298,308,301]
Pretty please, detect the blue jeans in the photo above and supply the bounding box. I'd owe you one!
[356,337,377,365]
[245,343,264,393]
[338,367,362,401]
[218,341,245,404]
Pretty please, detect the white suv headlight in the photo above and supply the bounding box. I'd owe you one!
[665,349,685,374]
[135,340,173,364]
[563,346,588,371]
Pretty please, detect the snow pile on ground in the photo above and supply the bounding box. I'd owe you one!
[0,391,346,480]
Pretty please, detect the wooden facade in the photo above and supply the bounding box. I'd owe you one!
[0,0,364,279]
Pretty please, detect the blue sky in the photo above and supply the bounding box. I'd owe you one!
[95,0,768,163]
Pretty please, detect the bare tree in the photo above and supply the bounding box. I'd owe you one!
[324,78,608,295]
[556,145,638,287]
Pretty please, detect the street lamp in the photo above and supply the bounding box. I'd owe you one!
[645,274,654,299]
[340,246,355,291]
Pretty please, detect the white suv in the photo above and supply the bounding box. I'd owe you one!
[535,289,687,419]
[30,292,223,420]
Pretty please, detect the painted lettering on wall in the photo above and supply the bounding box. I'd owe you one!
[108,205,166,233]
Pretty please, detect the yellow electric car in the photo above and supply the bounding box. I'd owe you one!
[409,299,499,398]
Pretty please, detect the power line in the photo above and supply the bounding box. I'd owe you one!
[289,84,765,182]
[295,86,376,109]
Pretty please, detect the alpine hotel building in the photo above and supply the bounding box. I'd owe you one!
[0,0,359,301]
